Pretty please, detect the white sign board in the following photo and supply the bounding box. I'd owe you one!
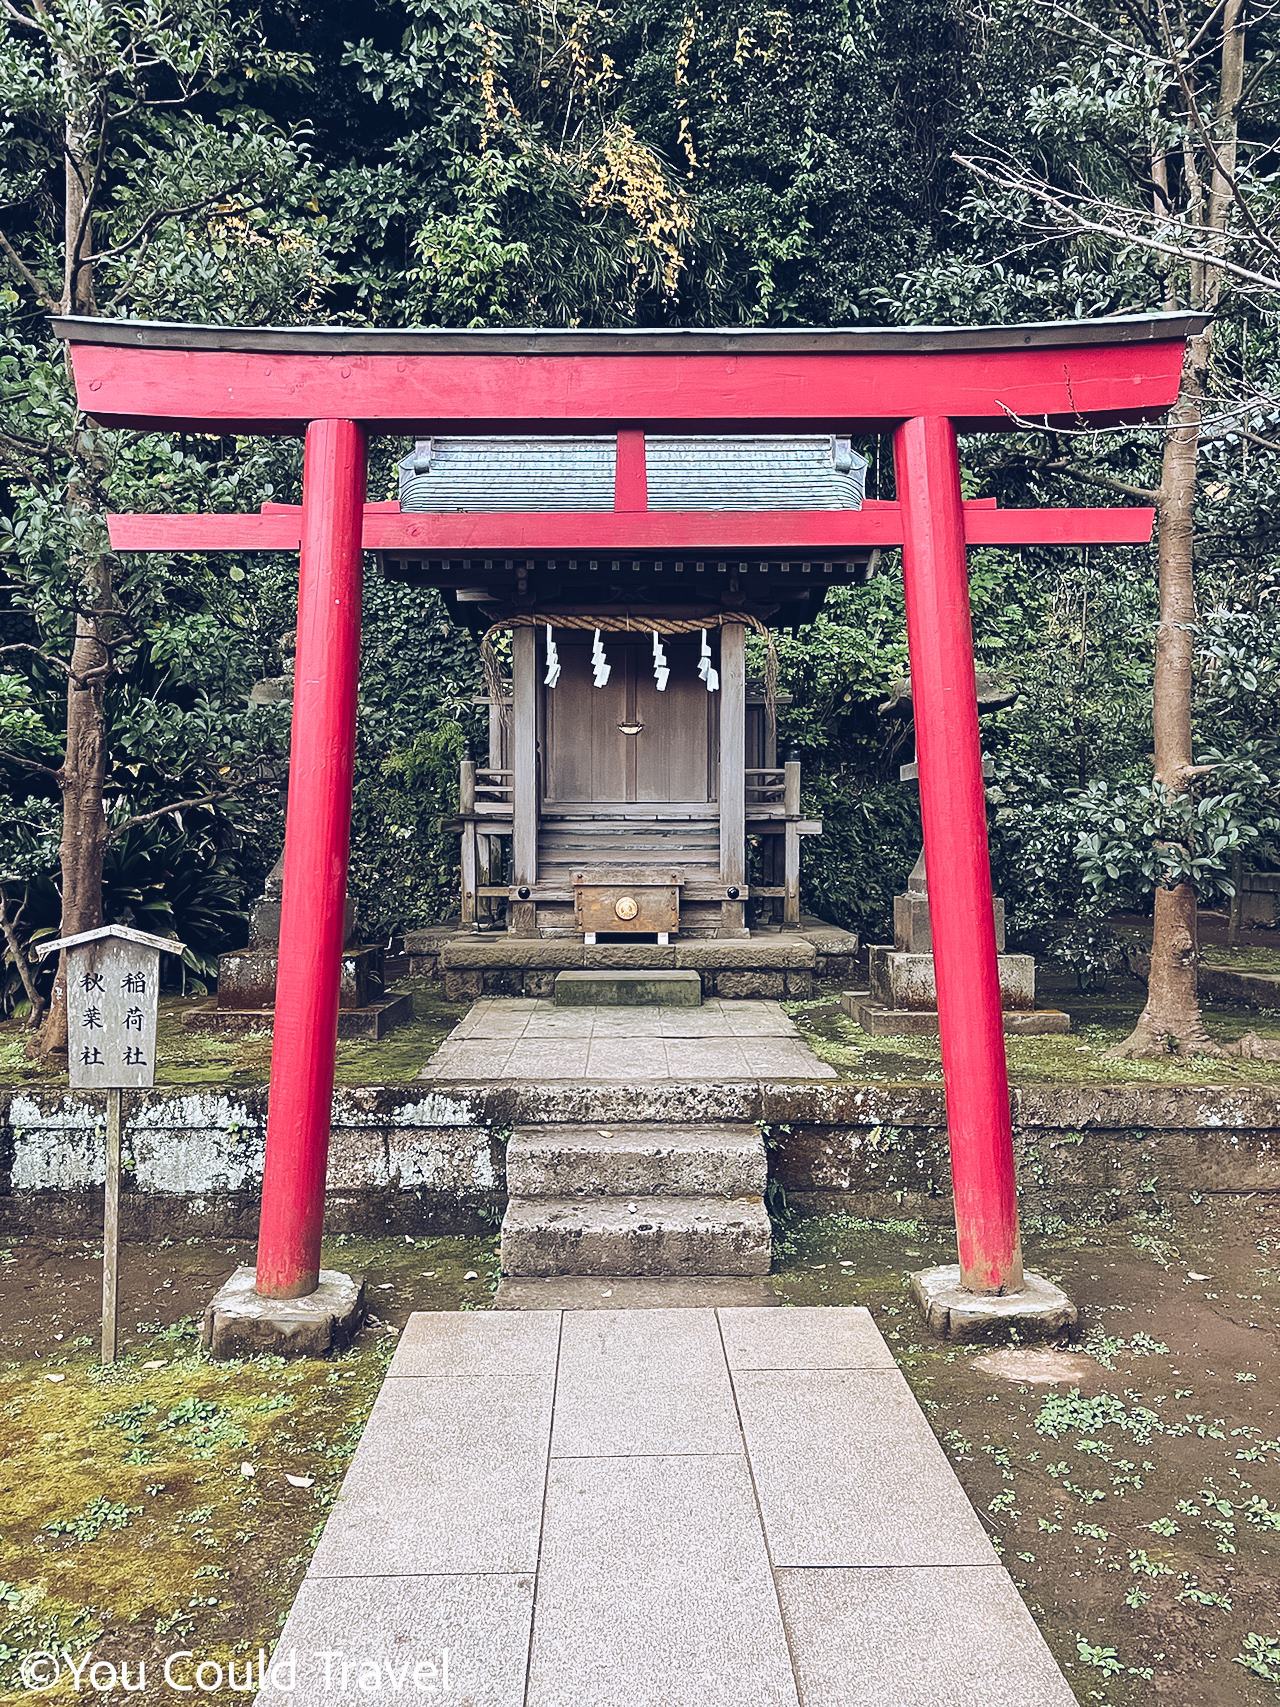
[35,923,185,1360]
[67,936,161,1089]
[37,924,185,1091]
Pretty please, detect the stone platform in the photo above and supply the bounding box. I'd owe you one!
[182,989,413,1040]
[418,997,836,1082]
[255,1307,1076,1707]
[845,993,1072,1037]
[407,917,860,1002]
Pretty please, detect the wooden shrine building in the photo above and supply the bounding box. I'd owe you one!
[383,432,873,938]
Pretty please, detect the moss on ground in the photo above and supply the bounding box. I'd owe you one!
[0,982,468,1090]
[1201,944,1280,974]
[788,990,1280,1086]
[0,1233,499,1703]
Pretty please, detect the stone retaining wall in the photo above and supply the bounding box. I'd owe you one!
[2,1080,1276,1240]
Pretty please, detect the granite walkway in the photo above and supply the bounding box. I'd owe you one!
[418,997,837,1081]
[256,1308,1076,1706]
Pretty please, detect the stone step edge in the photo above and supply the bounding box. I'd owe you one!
[492,1274,782,1310]
[507,1125,767,1200]
[499,1193,772,1278]
[501,1192,770,1222]
[508,1121,766,1145]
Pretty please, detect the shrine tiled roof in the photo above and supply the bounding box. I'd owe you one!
[397,436,868,514]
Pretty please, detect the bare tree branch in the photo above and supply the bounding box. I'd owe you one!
[108,790,228,839]
[1043,459,1162,503]
[0,748,60,779]
[954,152,1280,297]
[0,642,78,677]
[0,0,44,32]
[83,188,248,266]
[0,225,59,312]
[0,423,47,456]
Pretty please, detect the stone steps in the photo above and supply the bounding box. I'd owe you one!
[554,968,701,1007]
[506,1121,766,1199]
[499,1101,772,1288]
[499,1193,772,1277]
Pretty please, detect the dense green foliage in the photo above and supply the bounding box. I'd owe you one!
[2,0,1280,995]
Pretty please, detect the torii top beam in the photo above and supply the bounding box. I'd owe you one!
[53,312,1205,437]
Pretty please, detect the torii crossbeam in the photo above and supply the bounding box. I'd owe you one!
[54,312,1203,1305]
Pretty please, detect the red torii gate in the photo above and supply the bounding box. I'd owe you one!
[54,312,1201,1304]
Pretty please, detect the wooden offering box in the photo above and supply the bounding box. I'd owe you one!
[574,868,681,939]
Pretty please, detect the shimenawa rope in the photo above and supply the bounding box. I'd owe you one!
[480,613,777,745]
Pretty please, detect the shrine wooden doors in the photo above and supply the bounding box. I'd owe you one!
[541,631,719,808]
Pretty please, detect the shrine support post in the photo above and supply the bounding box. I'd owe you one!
[256,419,367,1300]
[893,416,1023,1294]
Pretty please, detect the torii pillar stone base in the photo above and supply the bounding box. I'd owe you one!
[201,1267,366,1361]
[910,1265,1077,1343]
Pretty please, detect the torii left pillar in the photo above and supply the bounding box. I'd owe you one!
[256,419,366,1301]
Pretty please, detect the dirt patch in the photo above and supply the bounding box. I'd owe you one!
[772,1195,1280,1705]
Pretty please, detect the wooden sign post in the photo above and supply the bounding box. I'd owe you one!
[36,926,185,1363]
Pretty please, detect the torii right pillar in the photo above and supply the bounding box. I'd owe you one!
[895,416,1076,1340]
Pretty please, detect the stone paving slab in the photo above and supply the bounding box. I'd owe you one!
[583,1038,671,1079]
[719,1302,897,1370]
[418,997,833,1081]
[259,1308,1075,1707]
[529,1454,798,1707]
[387,1308,561,1378]
[733,1367,997,1567]
[775,1566,1079,1707]
[307,1374,554,1578]
[256,1574,535,1706]
[550,1307,740,1457]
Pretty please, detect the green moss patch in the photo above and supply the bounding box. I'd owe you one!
[0,1232,498,1701]
[789,991,1280,1086]
[0,981,468,1089]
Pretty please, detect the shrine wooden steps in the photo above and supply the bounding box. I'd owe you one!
[536,815,720,884]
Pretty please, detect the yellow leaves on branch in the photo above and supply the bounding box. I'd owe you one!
[580,125,692,296]
[731,8,793,69]
[674,10,700,173]
[470,20,519,149]
[200,203,326,313]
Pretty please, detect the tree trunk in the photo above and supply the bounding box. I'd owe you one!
[62,119,96,315]
[1110,0,1245,1056]
[0,889,47,1025]
[29,610,110,1057]
[1110,334,1219,1057]
[27,120,108,1057]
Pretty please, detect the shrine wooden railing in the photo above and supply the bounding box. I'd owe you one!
[460,764,514,819]
[744,761,801,818]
